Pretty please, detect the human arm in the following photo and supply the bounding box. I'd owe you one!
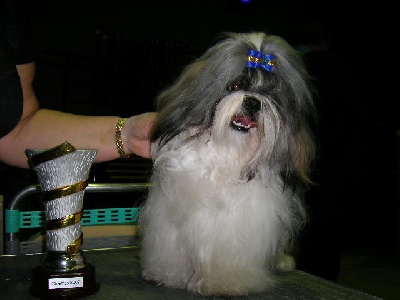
[0,62,157,168]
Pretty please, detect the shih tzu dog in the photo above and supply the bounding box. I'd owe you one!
[138,31,316,296]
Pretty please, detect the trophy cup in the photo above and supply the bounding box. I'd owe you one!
[25,141,99,299]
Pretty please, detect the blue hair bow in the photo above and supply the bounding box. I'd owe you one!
[246,49,275,72]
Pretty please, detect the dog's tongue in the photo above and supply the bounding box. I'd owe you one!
[233,116,257,128]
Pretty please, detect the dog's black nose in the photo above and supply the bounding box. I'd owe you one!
[244,96,261,114]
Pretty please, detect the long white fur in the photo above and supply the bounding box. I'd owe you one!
[138,32,315,296]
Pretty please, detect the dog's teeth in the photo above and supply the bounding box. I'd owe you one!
[232,116,257,129]
[233,120,250,129]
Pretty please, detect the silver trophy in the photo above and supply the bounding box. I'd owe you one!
[25,141,99,299]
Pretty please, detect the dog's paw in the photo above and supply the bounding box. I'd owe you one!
[187,270,274,297]
[141,269,190,289]
[276,254,296,273]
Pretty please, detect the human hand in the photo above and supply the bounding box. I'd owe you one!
[122,112,158,159]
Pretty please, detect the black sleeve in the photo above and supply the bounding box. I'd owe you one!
[0,69,23,138]
[13,0,35,64]
[0,0,31,138]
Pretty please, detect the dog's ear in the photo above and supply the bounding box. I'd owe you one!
[151,60,213,146]
[292,127,316,186]
[257,34,317,188]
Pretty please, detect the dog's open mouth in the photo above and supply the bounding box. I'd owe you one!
[231,115,257,132]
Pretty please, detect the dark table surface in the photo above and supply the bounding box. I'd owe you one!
[0,246,382,300]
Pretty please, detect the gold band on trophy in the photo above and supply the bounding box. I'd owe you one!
[46,209,84,230]
[41,179,89,203]
[26,141,76,168]
[66,233,83,257]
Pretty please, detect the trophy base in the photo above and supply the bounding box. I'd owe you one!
[30,263,99,299]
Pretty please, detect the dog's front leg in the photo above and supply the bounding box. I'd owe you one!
[140,193,194,288]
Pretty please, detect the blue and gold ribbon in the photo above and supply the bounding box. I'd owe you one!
[246,49,275,72]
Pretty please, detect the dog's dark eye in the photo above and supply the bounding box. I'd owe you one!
[229,83,242,91]
[227,76,249,92]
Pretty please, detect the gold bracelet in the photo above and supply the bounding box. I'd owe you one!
[115,118,131,159]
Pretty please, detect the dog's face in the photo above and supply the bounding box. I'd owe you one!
[151,32,316,191]
[210,83,279,180]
